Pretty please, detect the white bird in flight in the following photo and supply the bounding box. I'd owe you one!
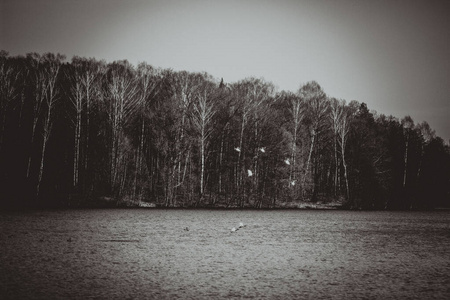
[247,169,253,177]
[259,147,265,153]
[284,159,290,165]
[234,147,241,152]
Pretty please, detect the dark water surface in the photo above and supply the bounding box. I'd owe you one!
[1,209,449,299]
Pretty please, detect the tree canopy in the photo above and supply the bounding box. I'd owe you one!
[1,51,449,209]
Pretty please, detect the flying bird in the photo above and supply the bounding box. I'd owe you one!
[234,147,241,152]
[247,169,253,177]
[284,159,290,165]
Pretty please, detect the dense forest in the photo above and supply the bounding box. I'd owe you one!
[0,51,449,209]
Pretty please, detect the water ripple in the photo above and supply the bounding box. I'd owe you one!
[1,210,449,299]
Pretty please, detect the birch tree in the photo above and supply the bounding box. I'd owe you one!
[79,59,104,179]
[299,81,328,196]
[228,78,275,205]
[287,92,304,189]
[230,82,251,201]
[164,71,203,206]
[415,121,435,181]
[36,53,65,198]
[69,67,83,188]
[336,100,355,201]
[0,52,21,153]
[329,98,343,196]
[133,62,162,199]
[68,57,104,190]
[248,80,275,205]
[401,116,414,189]
[26,53,45,178]
[104,61,139,196]
[192,83,216,197]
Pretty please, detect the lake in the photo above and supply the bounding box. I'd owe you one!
[1,209,449,299]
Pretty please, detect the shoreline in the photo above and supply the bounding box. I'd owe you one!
[2,201,449,211]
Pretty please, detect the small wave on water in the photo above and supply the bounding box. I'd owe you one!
[1,209,449,299]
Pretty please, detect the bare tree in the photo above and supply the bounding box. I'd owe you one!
[26,53,46,178]
[329,98,343,196]
[0,51,21,153]
[401,116,414,188]
[415,121,435,181]
[104,61,139,196]
[248,80,275,197]
[192,84,216,197]
[299,81,328,195]
[79,59,104,177]
[164,71,203,206]
[229,78,273,205]
[36,53,65,197]
[69,70,83,188]
[231,82,252,200]
[337,100,355,201]
[287,92,304,188]
[68,57,104,190]
[133,62,162,199]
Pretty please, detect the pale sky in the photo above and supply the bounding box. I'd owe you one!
[1,0,449,140]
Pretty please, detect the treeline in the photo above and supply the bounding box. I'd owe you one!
[0,51,449,209]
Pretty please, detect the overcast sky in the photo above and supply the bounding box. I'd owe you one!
[1,0,449,140]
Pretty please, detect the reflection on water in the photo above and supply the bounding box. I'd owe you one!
[1,210,449,299]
